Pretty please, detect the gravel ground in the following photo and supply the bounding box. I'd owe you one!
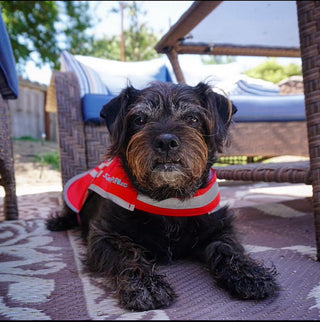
[12,140,62,194]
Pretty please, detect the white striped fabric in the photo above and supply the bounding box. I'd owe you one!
[60,51,109,97]
[235,79,280,96]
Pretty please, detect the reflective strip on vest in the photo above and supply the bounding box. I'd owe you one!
[63,157,221,217]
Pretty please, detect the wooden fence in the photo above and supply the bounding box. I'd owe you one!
[8,78,57,142]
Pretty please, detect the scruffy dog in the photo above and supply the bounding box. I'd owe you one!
[47,81,278,311]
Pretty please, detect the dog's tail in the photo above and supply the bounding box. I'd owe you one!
[46,205,79,231]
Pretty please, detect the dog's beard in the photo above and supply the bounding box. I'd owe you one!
[126,127,209,200]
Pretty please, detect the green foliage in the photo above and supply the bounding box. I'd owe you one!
[35,151,60,171]
[13,136,41,142]
[84,35,122,61]
[201,55,236,65]
[1,1,161,71]
[244,59,302,84]
[61,1,94,56]
[123,1,160,61]
[1,1,94,71]
[216,156,268,166]
[85,1,160,62]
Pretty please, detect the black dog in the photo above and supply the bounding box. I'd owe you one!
[47,81,278,311]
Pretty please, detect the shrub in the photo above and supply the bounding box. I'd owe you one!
[35,151,60,171]
[244,59,302,84]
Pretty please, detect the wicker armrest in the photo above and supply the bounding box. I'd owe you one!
[216,160,312,184]
[48,71,87,186]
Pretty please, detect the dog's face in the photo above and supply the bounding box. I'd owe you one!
[100,81,236,200]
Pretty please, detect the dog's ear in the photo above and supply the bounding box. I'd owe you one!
[100,86,140,134]
[100,86,140,157]
[100,96,122,133]
[213,91,237,125]
[194,82,237,152]
[194,82,237,125]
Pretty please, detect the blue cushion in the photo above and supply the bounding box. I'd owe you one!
[155,64,173,83]
[83,93,306,124]
[230,95,306,122]
[82,94,115,124]
[0,13,19,99]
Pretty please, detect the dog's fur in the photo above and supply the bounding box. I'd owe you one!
[47,81,278,311]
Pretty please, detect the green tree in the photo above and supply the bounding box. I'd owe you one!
[124,1,160,61]
[85,35,122,61]
[244,58,302,84]
[61,1,94,56]
[86,1,160,62]
[0,1,94,72]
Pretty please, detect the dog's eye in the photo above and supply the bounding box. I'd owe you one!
[133,115,147,126]
[185,115,199,127]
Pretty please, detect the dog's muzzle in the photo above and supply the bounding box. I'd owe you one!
[153,133,182,171]
[154,133,180,154]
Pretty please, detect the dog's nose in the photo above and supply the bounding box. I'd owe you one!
[154,134,180,154]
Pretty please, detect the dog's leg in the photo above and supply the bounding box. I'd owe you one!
[87,220,176,311]
[204,210,279,300]
[46,204,78,231]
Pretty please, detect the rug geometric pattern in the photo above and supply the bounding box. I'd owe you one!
[1,185,319,320]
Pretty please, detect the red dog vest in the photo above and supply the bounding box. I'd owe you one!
[64,157,221,217]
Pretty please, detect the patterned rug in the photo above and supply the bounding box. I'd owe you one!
[0,182,319,320]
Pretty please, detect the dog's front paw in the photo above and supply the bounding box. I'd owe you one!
[207,240,279,300]
[216,259,279,300]
[229,263,279,300]
[117,273,176,311]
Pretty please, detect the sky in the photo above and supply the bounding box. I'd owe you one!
[24,1,193,85]
[23,1,301,86]
[89,1,192,37]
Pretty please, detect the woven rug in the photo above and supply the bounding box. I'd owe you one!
[0,182,319,320]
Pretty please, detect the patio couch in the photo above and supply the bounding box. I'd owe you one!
[46,51,309,187]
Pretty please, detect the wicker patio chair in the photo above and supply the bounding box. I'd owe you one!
[0,13,19,220]
[216,1,319,261]
[46,70,111,187]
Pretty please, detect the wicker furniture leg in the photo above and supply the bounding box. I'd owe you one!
[297,0,320,261]
[0,95,18,220]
